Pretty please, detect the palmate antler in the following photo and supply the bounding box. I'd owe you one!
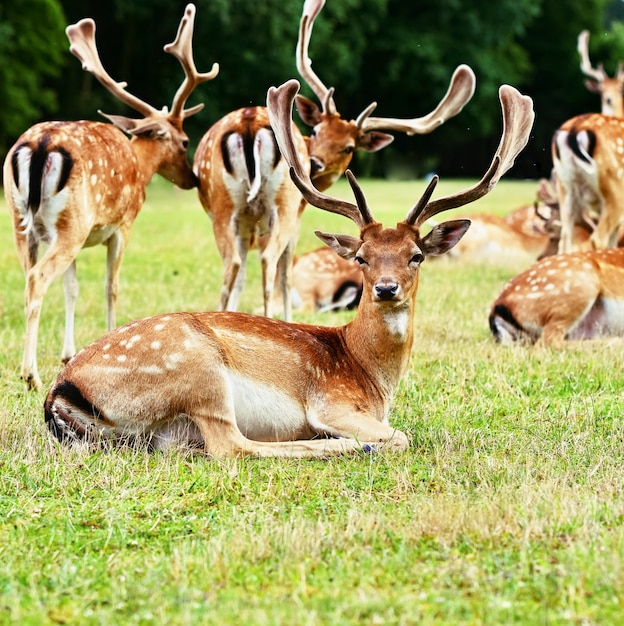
[296,0,476,134]
[66,3,218,122]
[267,79,534,230]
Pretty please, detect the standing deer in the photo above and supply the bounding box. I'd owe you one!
[43,78,534,459]
[194,0,476,321]
[553,32,624,253]
[489,248,624,346]
[4,4,218,391]
[552,114,624,253]
[295,0,476,192]
[578,30,624,117]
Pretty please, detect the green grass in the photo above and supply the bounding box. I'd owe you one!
[2,176,624,625]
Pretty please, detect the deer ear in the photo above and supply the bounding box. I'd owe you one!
[584,79,601,94]
[99,112,167,138]
[358,131,394,153]
[296,95,322,127]
[315,230,361,260]
[421,219,471,256]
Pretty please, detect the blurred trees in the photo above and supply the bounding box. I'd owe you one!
[0,0,67,155]
[0,0,621,178]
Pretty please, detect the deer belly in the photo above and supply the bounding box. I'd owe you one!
[569,297,624,339]
[84,224,118,247]
[227,372,310,441]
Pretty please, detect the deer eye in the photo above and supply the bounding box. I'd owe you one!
[182,139,189,149]
[355,256,368,266]
[343,145,355,155]
[410,253,424,265]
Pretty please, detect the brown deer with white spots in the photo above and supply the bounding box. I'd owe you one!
[551,33,624,254]
[290,246,363,312]
[295,0,476,192]
[489,248,624,346]
[4,4,218,390]
[193,0,475,321]
[578,30,624,117]
[43,78,534,458]
[552,114,624,253]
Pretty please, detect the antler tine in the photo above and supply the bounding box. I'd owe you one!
[407,85,535,227]
[267,79,373,228]
[578,30,607,81]
[358,65,476,134]
[296,0,337,115]
[164,4,220,120]
[66,19,158,118]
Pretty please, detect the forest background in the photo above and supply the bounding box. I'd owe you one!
[2,0,624,180]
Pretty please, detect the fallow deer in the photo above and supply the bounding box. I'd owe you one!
[291,246,363,312]
[489,247,624,346]
[552,32,624,253]
[3,4,217,391]
[295,0,476,192]
[552,113,624,252]
[43,78,534,459]
[578,30,624,117]
[194,0,476,322]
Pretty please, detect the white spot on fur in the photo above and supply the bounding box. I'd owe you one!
[164,353,184,370]
[117,355,127,362]
[151,341,161,350]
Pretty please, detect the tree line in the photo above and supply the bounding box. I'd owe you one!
[1,0,622,179]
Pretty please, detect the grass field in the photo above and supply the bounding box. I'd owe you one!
[2,176,624,625]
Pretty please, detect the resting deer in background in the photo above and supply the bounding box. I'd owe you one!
[578,30,624,117]
[552,31,624,254]
[489,248,624,346]
[194,0,476,321]
[3,4,218,391]
[43,78,534,459]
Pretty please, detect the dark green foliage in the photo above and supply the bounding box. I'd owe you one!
[0,0,67,161]
[0,0,621,176]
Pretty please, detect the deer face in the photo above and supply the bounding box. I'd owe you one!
[154,118,198,189]
[315,220,469,308]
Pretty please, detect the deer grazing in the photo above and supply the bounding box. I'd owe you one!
[43,78,534,458]
[552,32,624,254]
[3,4,217,391]
[489,247,624,346]
[578,30,624,117]
[194,0,476,321]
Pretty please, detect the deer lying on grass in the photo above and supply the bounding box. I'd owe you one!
[291,246,363,312]
[489,248,624,346]
[43,79,533,458]
[4,4,217,391]
[194,0,475,321]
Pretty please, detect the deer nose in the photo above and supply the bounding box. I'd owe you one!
[310,157,325,176]
[374,281,399,300]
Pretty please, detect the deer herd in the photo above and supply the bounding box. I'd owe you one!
[2,2,622,457]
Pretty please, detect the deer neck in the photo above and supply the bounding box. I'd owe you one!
[343,295,417,399]
[129,137,168,188]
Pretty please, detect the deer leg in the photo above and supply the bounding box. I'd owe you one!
[225,237,249,312]
[22,242,84,390]
[192,408,405,458]
[590,198,621,249]
[105,230,126,331]
[61,261,79,363]
[276,240,294,322]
